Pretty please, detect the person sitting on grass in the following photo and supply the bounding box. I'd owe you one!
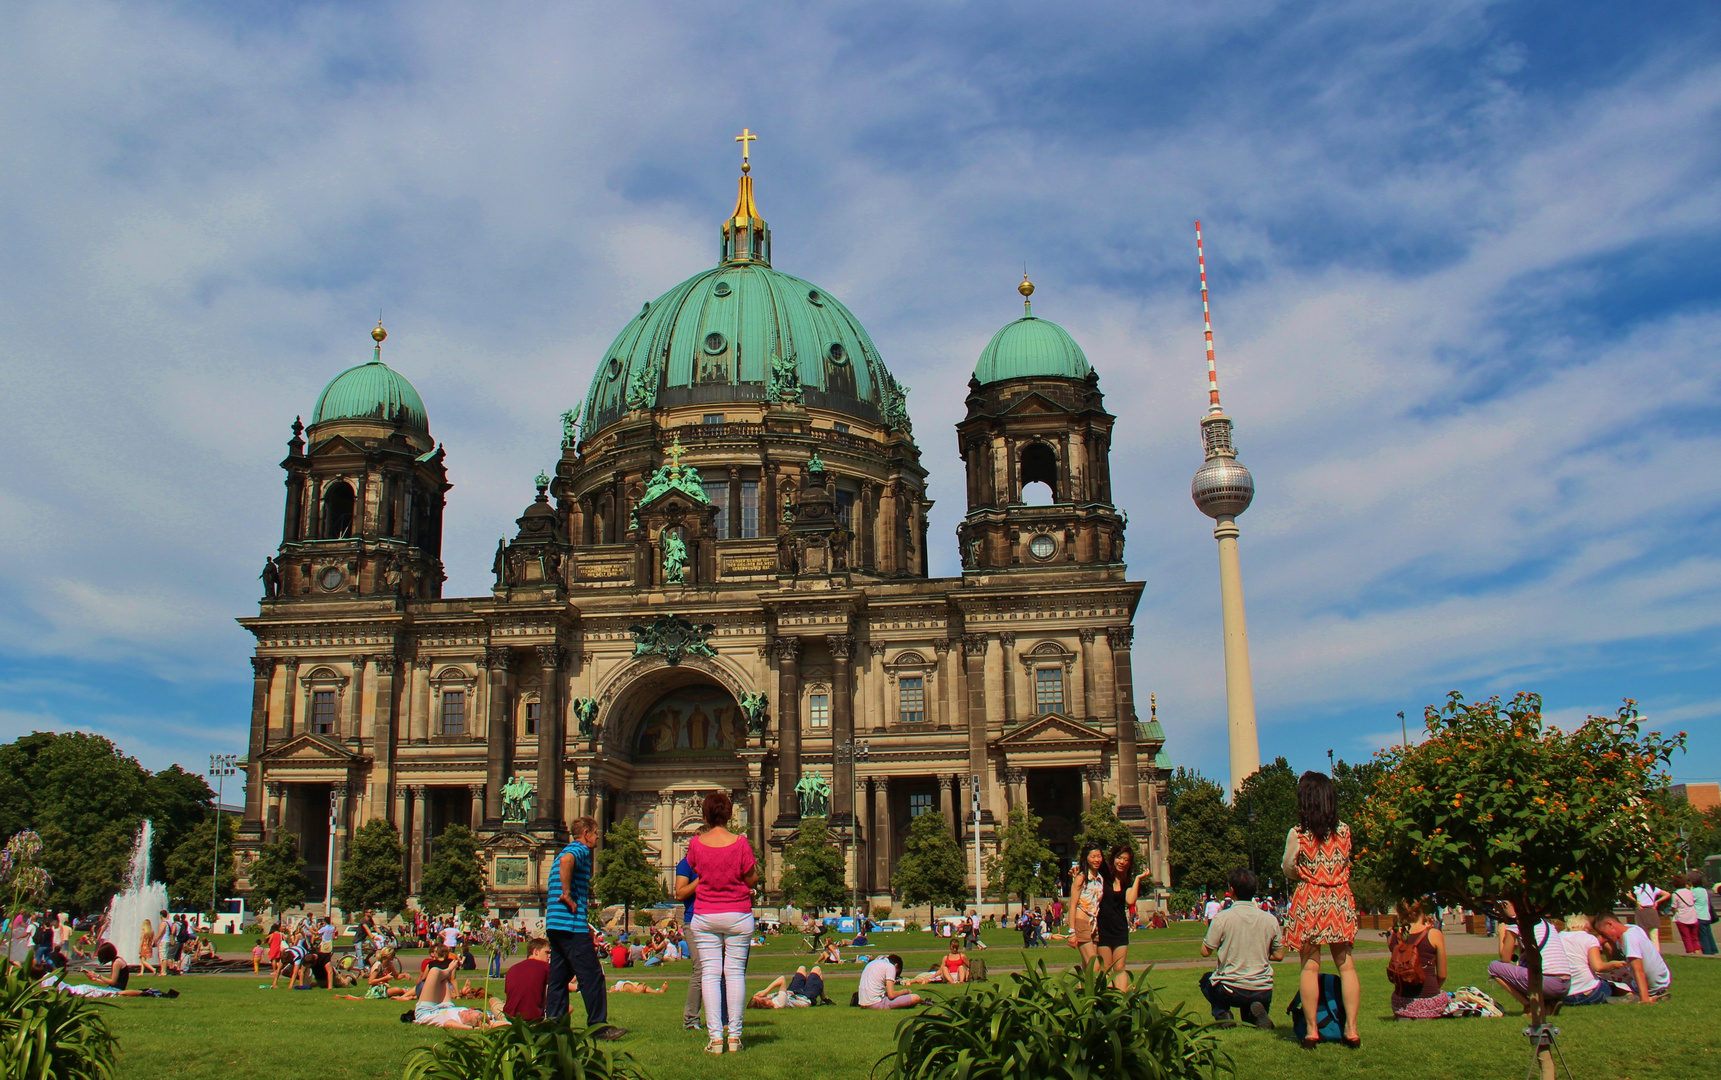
[1197,868,1283,1029]
[820,939,842,965]
[1592,913,1671,1003]
[408,948,506,1029]
[361,948,414,1000]
[1487,901,1573,1012]
[750,966,825,1008]
[503,938,552,1020]
[41,942,171,998]
[938,939,970,984]
[1386,897,1450,1020]
[858,954,922,1010]
[1554,915,1611,1007]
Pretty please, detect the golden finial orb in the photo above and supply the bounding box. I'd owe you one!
[1018,275,1035,298]
[372,323,387,343]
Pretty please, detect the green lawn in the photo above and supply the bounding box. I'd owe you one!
[95,933,1715,1080]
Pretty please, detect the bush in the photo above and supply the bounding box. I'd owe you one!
[0,958,120,1080]
[404,1015,650,1080]
[871,905,894,921]
[874,961,1229,1080]
[904,920,923,933]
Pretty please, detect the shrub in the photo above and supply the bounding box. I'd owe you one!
[871,905,894,921]
[904,920,923,933]
[0,958,120,1080]
[875,960,1229,1080]
[402,1014,650,1080]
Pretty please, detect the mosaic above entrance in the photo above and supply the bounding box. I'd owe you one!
[635,684,744,756]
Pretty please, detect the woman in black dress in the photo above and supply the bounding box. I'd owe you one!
[1097,845,1150,990]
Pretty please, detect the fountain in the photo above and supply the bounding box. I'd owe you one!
[102,820,168,966]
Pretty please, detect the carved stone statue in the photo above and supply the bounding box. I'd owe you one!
[739,691,768,737]
[501,775,534,825]
[559,406,581,448]
[795,771,831,819]
[260,556,281,599]
[768,352,802,404]
[492,538,509,587]
[662,529,689,585]
[571,696,599,739]
[629,613,717,666]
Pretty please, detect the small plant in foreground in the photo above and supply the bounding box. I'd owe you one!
[402,1014,650,1080]
[874,960,1231,1080]
[0,958,120,1080]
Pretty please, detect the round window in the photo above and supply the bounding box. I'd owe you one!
[1029,534,1056,560]
[828,342,848,365]
[318,566,345,591]
[712,281,732,297]
[807,289,824,306]
[704,332,727,354]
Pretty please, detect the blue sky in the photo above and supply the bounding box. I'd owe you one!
[1,0,1717,793]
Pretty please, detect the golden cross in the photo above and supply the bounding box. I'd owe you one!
[666,432,686,469]
[735,127,757,173]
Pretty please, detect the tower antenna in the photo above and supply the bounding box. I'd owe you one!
[1196,221,1222,415]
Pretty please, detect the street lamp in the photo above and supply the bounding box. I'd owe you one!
[208,754,238,929]
[835,738,870,917]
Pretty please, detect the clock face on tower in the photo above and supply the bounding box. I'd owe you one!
[319,567,344,591]
[1029,534,1056,560]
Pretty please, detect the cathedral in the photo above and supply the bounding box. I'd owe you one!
[235,151,1172,919]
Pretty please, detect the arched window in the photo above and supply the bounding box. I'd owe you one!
[322,481,355,538]
[1020,443,1058,505]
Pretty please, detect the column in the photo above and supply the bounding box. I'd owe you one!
[828,634,855,828]
[412,656,432,743]
[329,782,349,901]
[860,483,878,569]
[265,781,283,842]
[1005,767,1027,810]
[534,645,564,828]
[394,783,411,879]
[747,778,766,860]
[1082,764,1106,815]
[347,656,366,741]
[409,785,427,895]
[468,784,484,831]
[934,639,955,730]
[728,467,742,539]
[484,647,510,823]
[246,658,275,827]
[871,777,891,897]
[999,632,1018,724]
[657,790,677,873]
[938,774,958,841]
[282,657,300,738]
[1077,628,1096,720]
[1108,626,1143,818]
[371,654,397,822]
[961,634,992,829]
[773,636,802,825]
[574,780,593,821]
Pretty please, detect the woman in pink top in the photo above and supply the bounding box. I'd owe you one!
[675,791,758,1055]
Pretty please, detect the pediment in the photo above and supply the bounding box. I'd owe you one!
[482,830,542,853]
[993,713,1110,748]
[260,732,362,764]
[306,434,370,458]
[1000,392,1072,417]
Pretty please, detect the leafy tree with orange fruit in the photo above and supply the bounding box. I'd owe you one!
[1356,692,1684,1026]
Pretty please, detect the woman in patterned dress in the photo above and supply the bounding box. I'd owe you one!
[1281,771,1361,1047]
[1066,841,1108,970]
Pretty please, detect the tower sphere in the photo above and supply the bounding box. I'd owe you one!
[1191,454,1254,519]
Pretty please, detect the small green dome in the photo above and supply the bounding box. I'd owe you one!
[312,352,429,433]
[973,315,1092,384]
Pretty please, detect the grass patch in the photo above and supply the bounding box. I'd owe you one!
[96,936,1716,1080]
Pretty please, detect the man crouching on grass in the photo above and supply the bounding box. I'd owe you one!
[1198,869,1283,1029]
[409,945,505,1029]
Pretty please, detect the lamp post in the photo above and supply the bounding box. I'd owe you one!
[208,754,238,930]
[836,738,870,916]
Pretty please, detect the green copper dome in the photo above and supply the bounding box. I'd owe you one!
[973,314,1092,385]
[312,348,429,433]
[581,175,911,434]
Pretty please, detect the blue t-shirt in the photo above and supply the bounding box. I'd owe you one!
[545,840,593,933]
[676,857,697,921]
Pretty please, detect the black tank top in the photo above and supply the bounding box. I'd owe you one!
[1097,882,1130,939]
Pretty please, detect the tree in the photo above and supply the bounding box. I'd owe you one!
[1074,795,1140,870]
[778,816,847,917]
[248,835,308,918]
[1232,758,1297,898]
[594,817,663,931]
[144,764,216,875]
[893,811,969,925]
[1358,693,1685,1028]
[336,818,407,915]
[1333,756,1392,912]
[1166,770,1245,895]
[420,825,488,918]
[162,814,237,912]
[986,806,1060,913]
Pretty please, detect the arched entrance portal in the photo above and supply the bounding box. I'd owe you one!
[633,684,746,756]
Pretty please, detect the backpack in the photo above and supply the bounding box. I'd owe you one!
[1287,973,1346,1041]
[1386,928,1425,994]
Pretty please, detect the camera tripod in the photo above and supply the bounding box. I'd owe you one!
[1523,1024,1575,1080]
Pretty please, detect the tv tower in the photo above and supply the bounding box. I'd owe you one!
[1189,222,1261,796]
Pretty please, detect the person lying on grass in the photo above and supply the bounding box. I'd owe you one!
[42,943,173,997]
[612,980,666,994]
[750,966,826,1008]
[407,948,507,1029]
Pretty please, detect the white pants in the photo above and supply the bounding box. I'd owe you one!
[690,912,754,1038]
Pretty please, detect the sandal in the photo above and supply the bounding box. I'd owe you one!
[727,1036,743,1053]
[703,1039,725,1055]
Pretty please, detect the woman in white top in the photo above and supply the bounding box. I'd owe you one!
[1632,882,1669,933]
[1555,915,1610,1006]
[1486,901,1572,1010]
[1691,870,1718,955]
[1670,878,1701,954]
